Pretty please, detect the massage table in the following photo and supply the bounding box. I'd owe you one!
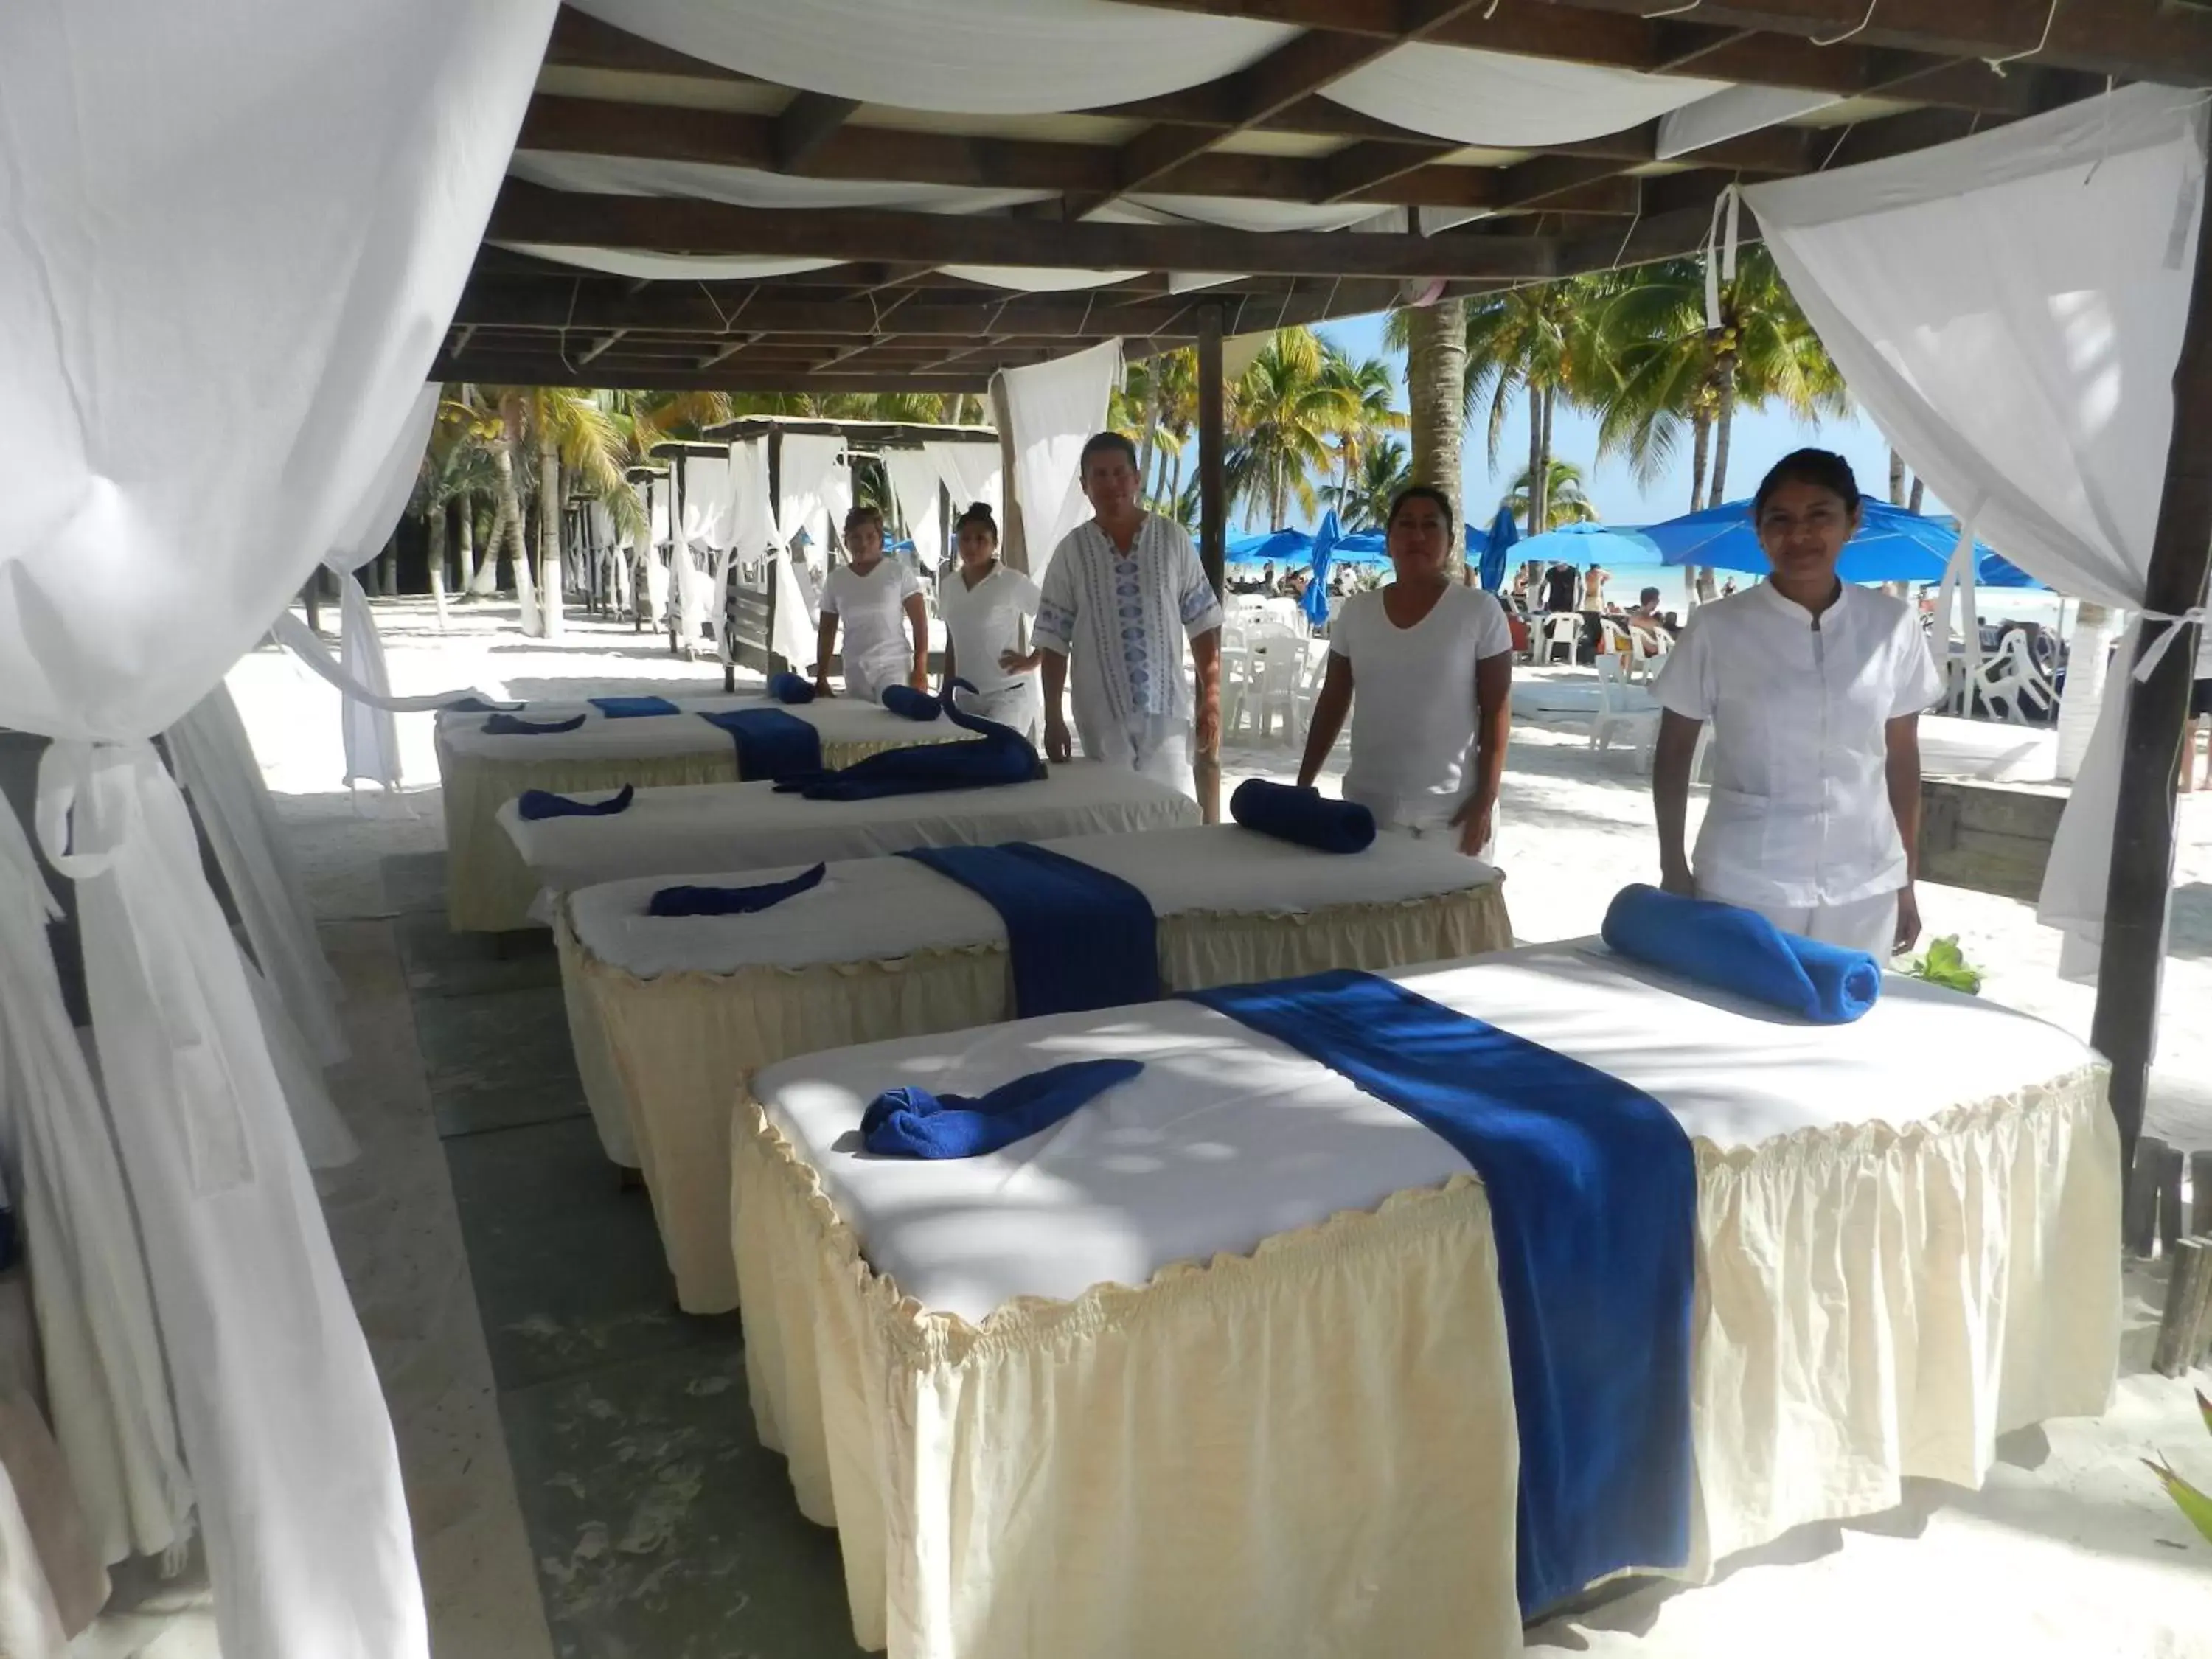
[735,944,2118,1658]
[563,824,1516,1312]
[435,693,970,932]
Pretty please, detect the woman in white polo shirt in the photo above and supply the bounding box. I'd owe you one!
[1651,450,1945,957]
[1297,485,1514,856]
[815,504,928,703]
[937,501,1043,737]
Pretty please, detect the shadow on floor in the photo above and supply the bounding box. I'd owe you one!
[391,852,863,1658]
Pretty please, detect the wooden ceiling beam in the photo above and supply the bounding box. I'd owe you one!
[769,92,863,171]
[430,353,996,393]
[487,179,1562,279]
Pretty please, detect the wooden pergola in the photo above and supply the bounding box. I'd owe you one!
[438,1,2212,1173]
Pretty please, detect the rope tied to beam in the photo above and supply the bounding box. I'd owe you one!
[1985,0,2063,77]
[1809,0,1878,47]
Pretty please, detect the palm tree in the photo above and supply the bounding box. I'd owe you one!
[1320,347,1406,505]
[1503,459,1599,529]
[1322,438,1413,532]
[1589,246,1846,597]
[409,397,504,616]
[1395,299,1467,533]
[464,385,633,637]
[1226,328,1360,529]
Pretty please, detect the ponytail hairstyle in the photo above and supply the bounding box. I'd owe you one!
[956,501,998,540]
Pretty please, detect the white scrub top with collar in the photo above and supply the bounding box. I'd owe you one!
[821,557,924,702]
[939,561,1042,728]
[1652,579,1944,909]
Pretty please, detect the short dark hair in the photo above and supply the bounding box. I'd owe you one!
[1385,484,1455,535]
[1640,586,1661,605]
[844,502,886,538]
[1079,431,1139,475]
[955,500,998,538]
[1753,448,1861,518]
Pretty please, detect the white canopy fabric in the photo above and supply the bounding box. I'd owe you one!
[571,0,1294,115]
[884,448,949,569]
[0,5,556,1657]
[1747,86,2209,981]
[495,243,841,282]
[927,440,1004,523]
[0,809,192,1573]
[995,340,1123,585]
[1657,86,1842,161]
[944,264,1147,291]
[1322,42,1726,148]
[779,434,852,560]
[509,150,1050,215]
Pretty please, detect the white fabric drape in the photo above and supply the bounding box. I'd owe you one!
[164,685,349,1073]
[994,341,1123,584]
[883,450,948,570]
[320,387,441,793]
[272,611,511,713]
[1657,86,1842,161]
[925,442,1003,523]
[509,150,1051,215]
[0,5,557,1656]
[495,243,840,282]
[1324,43,1725,148]
[1747,86,2208,981]
[0,813,192,1572]
[571,0,1294,115]
[779,434,851,560]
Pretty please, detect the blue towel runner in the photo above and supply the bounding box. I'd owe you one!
[518,785,635,821]
[1186,969,1696,1616]
[774,694,1041,801]
[698,708,824,781]
[900,843,1158,1018]
[589,695,681,718]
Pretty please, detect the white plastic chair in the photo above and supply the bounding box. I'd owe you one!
[1624,623,1669,683]
[1541,612,1582,666]
[1972,629,2053,724]
[1240,627,1305,744]
[1590,654,1660,762]
[1290,638,1332,735]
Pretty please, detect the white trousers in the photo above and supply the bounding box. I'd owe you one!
[842,647,910,706]
[953,678,1042,742]
[1701,887,1899,959]
[1083,714,1194,799]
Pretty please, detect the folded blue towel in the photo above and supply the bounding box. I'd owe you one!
[860,1058,1144,1159]
[1601,883,1882,1024]
[517,785,635,821]
[484,712,586,736]
[697,708,824,782]
[1189,969,1695,1615]
[647,863,827,917]
[589,695,681,718]
[767,672,816,705]
[880,684,942,722]
[1230,778,1376,854]
[902,843,1158,1017]
[775,695,1042,801]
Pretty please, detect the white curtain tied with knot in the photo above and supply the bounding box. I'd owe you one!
[1747,87,2209,984]
[994,341,1124,584]
[0,4,557,1655]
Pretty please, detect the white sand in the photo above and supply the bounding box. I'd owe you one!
[216,597,2212,1659]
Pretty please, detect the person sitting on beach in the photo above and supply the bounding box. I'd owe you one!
[1627,586,1669,644]
[815,504,928,703]
[1650,449,1944,957]
[1296,486,1513,858]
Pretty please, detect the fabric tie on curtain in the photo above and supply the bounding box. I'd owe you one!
[994,341,1123,582]
[1745,86,2209,983]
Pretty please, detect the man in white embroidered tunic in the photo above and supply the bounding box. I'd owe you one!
[1034,432,1224,798]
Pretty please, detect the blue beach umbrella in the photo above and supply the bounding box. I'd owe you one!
[1226,526,1312,566]
[1640,497,2037,587]
[1481,507,1518,592]
[1512,522,1665,568]
[1303,510,1342,627]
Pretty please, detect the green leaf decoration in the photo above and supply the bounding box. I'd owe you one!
[1905,935,1983,995]
[2146,1458,2212,1545]
[2199,1389,2212,1440]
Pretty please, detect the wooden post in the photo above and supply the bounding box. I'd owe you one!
[2093,147,2212,1175]
[2159,1143,2190,1255]
[990,375,1027,574]
[301,571,322,636]
[2192,1150,2212,1236]
[1196,303,1227,827]
[765,430,786,678]
[2126,1135,2167,1257]
[2154,1238,2212,1377]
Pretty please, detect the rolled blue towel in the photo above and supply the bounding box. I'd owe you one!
[517,785,635,821]
[880,684,942,722]
[589,695,681,718]
[1601,883,1882,1024]
[767,672,816,705]
[484,712,586,736]
[860,1058,1145,1159]
[647,863,827,917]
[1230,778,1377,855]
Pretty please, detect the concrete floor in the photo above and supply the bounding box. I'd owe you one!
[382,849,863,1659]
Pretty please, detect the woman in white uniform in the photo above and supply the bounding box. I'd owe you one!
[1297,486,1514,858]
[1651,450,1946,957]
[936,501,1043,738]
[815,504,928,703]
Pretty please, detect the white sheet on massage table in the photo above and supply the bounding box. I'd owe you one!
[440,694,959,765]
[502,762,1202,899]
[758,943,2097,1324]
[568,824,1502,977]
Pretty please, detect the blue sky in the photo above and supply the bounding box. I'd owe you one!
[1307,310,1938,532]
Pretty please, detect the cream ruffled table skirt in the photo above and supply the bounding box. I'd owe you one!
[568,881,1514,1313]
[733,1064,2118,1659]
[437,729,936,933]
